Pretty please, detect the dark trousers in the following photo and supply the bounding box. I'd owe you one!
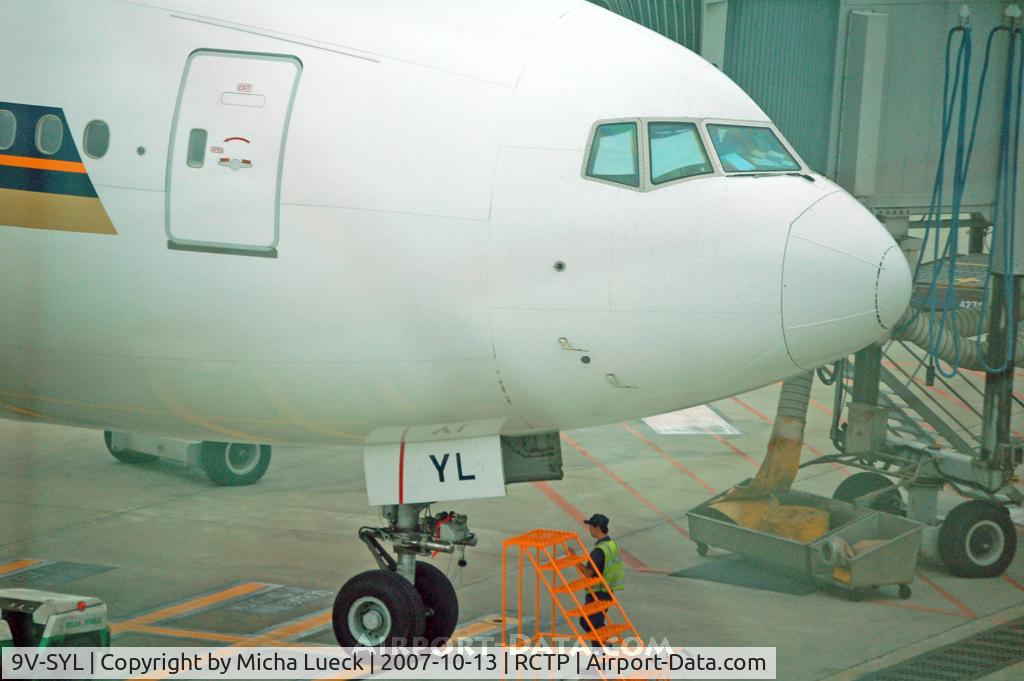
[578,590,614,633]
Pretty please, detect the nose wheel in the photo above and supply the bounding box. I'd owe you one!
[333,504,475,647]
[333,570,426,646]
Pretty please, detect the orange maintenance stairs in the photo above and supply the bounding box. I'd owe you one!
[501,529,641,650]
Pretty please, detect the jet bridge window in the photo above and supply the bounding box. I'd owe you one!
[585,122,640,187]
[706,124,800,172]
[648,122,713,184]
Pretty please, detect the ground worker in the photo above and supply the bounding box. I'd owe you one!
[578,513,624,637]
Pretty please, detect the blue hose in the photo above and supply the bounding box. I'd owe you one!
[910,22,1023,375]
[899,27,968,345]
[974,27,1022,371]
[917,26,972,378]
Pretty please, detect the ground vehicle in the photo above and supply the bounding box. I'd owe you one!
[0,589,109,647]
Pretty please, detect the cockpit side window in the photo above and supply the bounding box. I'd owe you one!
[706,124,800,172]
[648,122,713,184]
[585,122,640,187]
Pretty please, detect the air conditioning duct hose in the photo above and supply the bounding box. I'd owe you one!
[893,306,1024,370]
[720,371,814,501]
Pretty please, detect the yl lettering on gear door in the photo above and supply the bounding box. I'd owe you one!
[166,50,301,256]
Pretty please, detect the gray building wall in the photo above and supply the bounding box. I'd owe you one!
[589,0,704,53]
[723,0,839,172]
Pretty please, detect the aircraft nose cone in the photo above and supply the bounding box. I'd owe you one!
[876,244,913,330]
[782,191,911,370]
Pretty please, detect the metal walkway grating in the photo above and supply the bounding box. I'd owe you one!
[859,617,1024,680]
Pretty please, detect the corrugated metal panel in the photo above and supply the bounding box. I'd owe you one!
[588,0,703,52]
[723,0,839,172]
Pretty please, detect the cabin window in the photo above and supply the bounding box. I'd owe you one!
[648,122,713,184]
[83,120,110,158]
[706,124,799,172]
[186,128,207,168]
[0,110,15,151]
[585,122,640,187]
[35,114,64,155]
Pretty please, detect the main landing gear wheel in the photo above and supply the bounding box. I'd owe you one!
[414,561,459,645]
[104,431,157,464]
[201,442,271,486]
[832,472,905,516]
[333,570,426,647]
[938,500,1017,578]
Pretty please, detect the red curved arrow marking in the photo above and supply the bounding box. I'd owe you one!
[223,136,250,144]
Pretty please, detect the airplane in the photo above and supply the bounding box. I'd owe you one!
[0,0,912,647]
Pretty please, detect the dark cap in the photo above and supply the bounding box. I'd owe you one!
[583,513,609,530]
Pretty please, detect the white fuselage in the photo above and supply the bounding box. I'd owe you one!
[0,0,911,445]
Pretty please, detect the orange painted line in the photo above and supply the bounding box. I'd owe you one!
[128,624,248,643]
[915,571,977,619]
[620,422,720,492]
[864,599,965,618]
[1003,575,1024,593]
[0,153,87,173]
[111,582,266,632]
[560,433,691,539]
[808,397,834,416]
[706,431,760,470]
[0,559,39,575]
[532,480,652,571]
[731,396,773,423]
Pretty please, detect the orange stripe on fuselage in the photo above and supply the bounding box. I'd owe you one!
[0,154,87,174]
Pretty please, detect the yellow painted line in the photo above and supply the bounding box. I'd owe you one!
[129,624,249,644]
[0,154,87,173]
[0,402,50,420]
[452,613,511,642]
[111,582,267,633]
[259,375,363,441]
[0,559,39,575]
[150,375,261,442]
[250,610,331,642]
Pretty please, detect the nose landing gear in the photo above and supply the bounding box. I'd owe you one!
[332,503,476,647]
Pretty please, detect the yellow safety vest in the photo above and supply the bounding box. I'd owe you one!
[594,539,624,593]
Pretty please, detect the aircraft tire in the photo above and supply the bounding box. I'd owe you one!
[333,570,426,647]
[938,500,1016,578]
[832,472,905,515]
[201,442,271,486]
[414,561,458,644]
[104,430,157,464]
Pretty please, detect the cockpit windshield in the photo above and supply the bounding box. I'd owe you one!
[648,122,713,184]
[585,122,640,187]
[706,124,800,172]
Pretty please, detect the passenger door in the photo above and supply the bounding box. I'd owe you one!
[166,50,301,255]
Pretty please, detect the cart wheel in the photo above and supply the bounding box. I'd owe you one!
[832,472,905,516]
[696,542,709,557]
[938,500,1016,578]
[898,584,911,600]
